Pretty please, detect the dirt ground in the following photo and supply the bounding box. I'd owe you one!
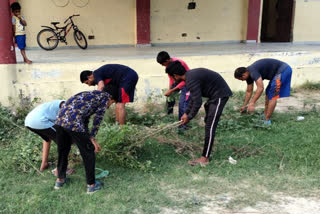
[162,90,320,214]
[199,194,320,214]
[274,91,320,113]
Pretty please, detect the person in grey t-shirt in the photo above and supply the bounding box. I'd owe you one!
[234,58,292,124]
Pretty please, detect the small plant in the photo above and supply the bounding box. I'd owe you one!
[8,91,41,125]
[96,122,152,170]
[298,80,320,90]
[0,105,20,142]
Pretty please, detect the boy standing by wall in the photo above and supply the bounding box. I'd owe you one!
[10,2,32,64]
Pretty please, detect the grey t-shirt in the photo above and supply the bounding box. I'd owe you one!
[246,58,289,84]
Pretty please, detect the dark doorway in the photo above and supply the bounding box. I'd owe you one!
[260,0,294,42]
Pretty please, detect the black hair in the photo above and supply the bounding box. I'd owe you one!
[234,67,247,78]
[156,51,170,64]
[80,70,93,83]
[10,2,21,11]
[59,101,65,108]
[103,84,118,101]
[165,61,186,77]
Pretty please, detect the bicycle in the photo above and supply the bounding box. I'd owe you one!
[37,14,87,50]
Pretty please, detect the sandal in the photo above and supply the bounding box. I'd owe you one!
[188,160,209,167]
[95,168,109,179]
[51,168,75,176]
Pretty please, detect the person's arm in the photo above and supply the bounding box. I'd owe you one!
[165,81,185,96]
[18,15,27,26]
[247,78,264,112]
[175,81,186,90]
[240,83,254,113]
[181,96,193,124]
[89,98,108,137]
[185,96,193,115]
[97,80,105,91]
[12,18,16,43]
[186,79,202,121]
[90,138,101,153]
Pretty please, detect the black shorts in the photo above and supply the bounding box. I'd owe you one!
[118,71,139,103]
[26,127,56,143]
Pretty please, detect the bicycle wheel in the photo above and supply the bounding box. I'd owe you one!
[73,30,87,49]
[37,29,59,50]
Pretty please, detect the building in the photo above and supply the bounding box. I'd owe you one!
[1,0,320,105]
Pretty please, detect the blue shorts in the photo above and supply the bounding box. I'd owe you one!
[16,35,26,50]
[266,66,292,100]
[118,72,139,103]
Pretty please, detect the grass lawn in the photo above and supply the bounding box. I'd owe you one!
[1,89,320,213]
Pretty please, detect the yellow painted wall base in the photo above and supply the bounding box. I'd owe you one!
[1,51,320,107]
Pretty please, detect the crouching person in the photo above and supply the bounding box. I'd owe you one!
[53,87,116,194]
[24,100,75,175]
[166,61,232,166]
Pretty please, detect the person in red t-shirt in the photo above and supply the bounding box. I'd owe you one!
[157,51,190,129]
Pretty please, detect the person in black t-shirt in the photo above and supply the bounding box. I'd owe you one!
[166,61,232,166]
[234,58,292,124]
[80,64,139,125]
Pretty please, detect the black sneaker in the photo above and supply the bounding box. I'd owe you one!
[54,178,68,190]
[87,180,104,194]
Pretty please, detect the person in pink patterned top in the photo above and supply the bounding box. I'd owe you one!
[157,51,190,129]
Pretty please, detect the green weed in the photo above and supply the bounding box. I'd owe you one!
[298,80,320,90]
[0,89,320,213]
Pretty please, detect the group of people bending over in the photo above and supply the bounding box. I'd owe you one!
[24,52,292,193]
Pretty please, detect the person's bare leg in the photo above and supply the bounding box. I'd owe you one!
[265,99,277,121]
[20,49,32,64]
[116,103,126,125]
[264,95,269,118]
[40,140,51,171]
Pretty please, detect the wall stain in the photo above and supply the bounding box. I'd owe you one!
[31,69,61,79]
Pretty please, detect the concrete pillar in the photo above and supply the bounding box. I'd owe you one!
[0,0,16,64]
[136,0,150,46]
[246,0,261,43]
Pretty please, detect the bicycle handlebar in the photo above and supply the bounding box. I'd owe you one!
[64,14,80,24]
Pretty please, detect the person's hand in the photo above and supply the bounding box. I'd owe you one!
[247,103,255,113]
[180,113,190,125]
[164,89,173,97]
[90,138,102,153]
[13,37,16,44]
[107,99,115,108]
[239,105,247,113]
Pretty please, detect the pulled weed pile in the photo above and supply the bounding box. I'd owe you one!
[96,121,188,170]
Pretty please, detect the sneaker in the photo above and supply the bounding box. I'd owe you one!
[87,180,104,194]
[54,178,68,190]
[264,120,271,125]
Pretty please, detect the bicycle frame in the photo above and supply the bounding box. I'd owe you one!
[45,15,80,43]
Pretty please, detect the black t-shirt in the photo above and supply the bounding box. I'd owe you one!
[185,68,232,120]
[93,64,135,87]
[246,58,289,84]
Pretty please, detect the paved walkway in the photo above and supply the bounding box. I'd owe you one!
[17,43,320,64]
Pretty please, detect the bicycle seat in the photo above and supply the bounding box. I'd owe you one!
[51,22,60,25]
